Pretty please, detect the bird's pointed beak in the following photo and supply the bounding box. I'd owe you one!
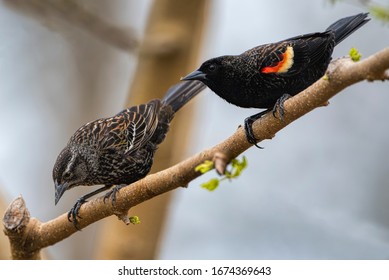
[181,70,206,81]
[55,180,68,205]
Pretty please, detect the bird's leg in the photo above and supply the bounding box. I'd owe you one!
[244,109,271,148]
[103,184,127,206]
[68,185,112,230]
[272,94,291,121]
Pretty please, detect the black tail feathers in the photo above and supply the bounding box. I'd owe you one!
[162,80,206,112]
[326,13,370,45]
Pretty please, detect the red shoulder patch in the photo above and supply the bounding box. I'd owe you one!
[262,46,294,74]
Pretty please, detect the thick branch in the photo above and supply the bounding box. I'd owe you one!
[3,47,389,259]
[2,196,40,259]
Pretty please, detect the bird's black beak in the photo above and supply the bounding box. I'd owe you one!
[181,70,206,81]
[55,180,68,205]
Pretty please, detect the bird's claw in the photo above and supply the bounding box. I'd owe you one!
[103,190,114,205]
[67,198,86,230]
[272,94,291,121]
[103,185,124,206]
[243,111,270,149]
[245,126,264,149]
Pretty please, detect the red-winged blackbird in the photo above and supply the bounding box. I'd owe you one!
[182,13,369,146]
[53,80,205,228]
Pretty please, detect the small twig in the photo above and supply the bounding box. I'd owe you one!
[213,152,229,175]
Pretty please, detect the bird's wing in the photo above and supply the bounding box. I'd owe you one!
[70,100,161,154]
[120,100,161,154]
[257,31,333,76]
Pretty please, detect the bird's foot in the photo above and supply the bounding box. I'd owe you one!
[244,119,262,149]
[67,197,87,230]
[272,94,291,121]
[243,110,270,148]
[103,184,126,206]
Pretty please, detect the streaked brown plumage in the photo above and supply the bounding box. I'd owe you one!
[53,80,205,228]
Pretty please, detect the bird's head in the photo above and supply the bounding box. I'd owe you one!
[181,56,236,90]
[52,145,90,205]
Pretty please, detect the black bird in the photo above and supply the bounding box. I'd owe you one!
[182,13,370,146]
[53,80,205,228]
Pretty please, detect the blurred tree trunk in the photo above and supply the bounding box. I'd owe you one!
[94,0,209,259]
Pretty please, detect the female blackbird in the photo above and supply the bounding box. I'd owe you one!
[182,13,370,146]
[53,80,205,228]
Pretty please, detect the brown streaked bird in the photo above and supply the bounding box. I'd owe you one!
[182,13,370,146]
[53,80,205,228]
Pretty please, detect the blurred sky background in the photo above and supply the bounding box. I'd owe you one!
[1,0,389,259]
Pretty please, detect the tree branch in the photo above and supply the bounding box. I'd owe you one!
[3,47,389,259]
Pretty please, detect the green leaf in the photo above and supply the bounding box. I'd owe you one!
[198,156,248,190]
[129,216,141,225]
[228,156,248,179]
[349,47,362,62]
[201,178,220,191]
[237,156,248,170]
[370,5,389,23]
[195,160,214,174]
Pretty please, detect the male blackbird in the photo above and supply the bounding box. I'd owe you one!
[182,13,370,146]
[53,80,205,228]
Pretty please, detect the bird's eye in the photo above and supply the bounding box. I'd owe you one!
[63,172,71,180]
[208,64,217,72]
